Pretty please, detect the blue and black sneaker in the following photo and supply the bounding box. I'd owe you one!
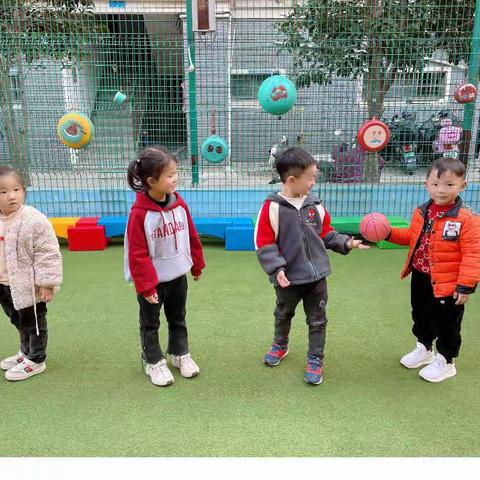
[264,343,289,366]
[304,354,323,385]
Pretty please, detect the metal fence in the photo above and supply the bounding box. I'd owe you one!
[1,0,479,219]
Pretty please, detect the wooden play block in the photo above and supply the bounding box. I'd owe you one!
[49,217,80,239]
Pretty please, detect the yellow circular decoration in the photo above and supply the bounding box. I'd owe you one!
[57,111,94,149]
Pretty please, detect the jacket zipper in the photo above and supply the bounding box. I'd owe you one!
[298,209,318,280]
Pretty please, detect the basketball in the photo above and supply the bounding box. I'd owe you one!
[359,213,391,242]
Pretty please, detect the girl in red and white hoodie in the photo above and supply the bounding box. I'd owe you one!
[125,146,205,387]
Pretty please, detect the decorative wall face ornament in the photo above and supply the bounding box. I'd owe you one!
[57,111,95,149]
[258,75,297,116]
[201,135,229,163]
[357,119,391,152]
[201,108,229,163]
[453,83,477,104]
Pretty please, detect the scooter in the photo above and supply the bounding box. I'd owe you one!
[384,111,419,174]
[417,110,462,163]
[329,129,385,182]
[432,118,462,159]
[267,135,288,184]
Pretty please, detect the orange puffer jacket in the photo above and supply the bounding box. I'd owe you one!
[388,198,480,298]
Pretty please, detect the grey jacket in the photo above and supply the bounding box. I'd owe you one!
[255,193,351,285]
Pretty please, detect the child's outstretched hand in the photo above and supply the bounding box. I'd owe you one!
[277,270,291,288]
[348,237,369,250]
[39,287,54,303]
[454,292,469,305]
[145,292,159,304]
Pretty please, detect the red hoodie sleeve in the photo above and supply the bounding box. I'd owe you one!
[183,202,205,277]
[126,208,158,297]
[319,207,335,239]
[255,200,276,248]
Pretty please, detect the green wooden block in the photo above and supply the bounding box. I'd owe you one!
[388,217,410,227]
[331,216,362,233]
[376,240,409,249]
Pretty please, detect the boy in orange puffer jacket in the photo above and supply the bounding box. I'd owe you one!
[387,157,480,383]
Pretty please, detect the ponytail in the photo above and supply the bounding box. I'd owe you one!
[127,158,143,192]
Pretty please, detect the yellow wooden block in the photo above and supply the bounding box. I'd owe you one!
[49,217,80,238]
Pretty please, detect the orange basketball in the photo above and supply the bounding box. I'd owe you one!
[359,213,391,242]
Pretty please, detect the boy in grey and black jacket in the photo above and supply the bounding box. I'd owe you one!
[254,147,367,385]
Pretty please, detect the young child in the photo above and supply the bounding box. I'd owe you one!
[387,157,480,382]
[125,146,205,387]
[255,147,367,385]
[0,167,62,381]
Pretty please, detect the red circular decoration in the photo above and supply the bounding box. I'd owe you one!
[357,119,391,152]
[453,83,477,104]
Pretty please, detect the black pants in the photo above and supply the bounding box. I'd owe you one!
[273,279,328,364]
[0,284,48,363]
[137,275,189,364]
[411,269,464,363]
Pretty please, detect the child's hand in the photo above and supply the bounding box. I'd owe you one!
[277,270,291,288]
[145,292,159,304]
[453,292,469,305]
[193,273,202,281]
[348,237,369,250]
[39,287,54,303]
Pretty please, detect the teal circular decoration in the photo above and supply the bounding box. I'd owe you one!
[114,91,127,105]
[258,75,297,115]
[201,135,229,163]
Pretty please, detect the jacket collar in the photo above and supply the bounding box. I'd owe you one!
[132,191,182,212]
[268,192,322,208]
[418,196,463,218]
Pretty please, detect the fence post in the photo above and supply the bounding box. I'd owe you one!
[186,0,199,185]
[460,0,480,165]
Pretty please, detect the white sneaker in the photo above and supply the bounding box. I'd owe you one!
[146,359,174,387]
[419,354,456,383]
[1,351,25,371]
[400,342,435,368]
[5,358,46,381]
[171,353,200,378]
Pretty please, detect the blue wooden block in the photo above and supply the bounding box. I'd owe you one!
[232,218,253,226]
[98,216,128,238]
[193,217,229,239]
[193,217,252,239]
[225,226,255,251]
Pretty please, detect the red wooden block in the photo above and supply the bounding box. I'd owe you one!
[67,225,109,251]
[76,217,100,227]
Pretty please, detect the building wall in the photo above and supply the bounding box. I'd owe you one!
[183,16,473,168]
[0,59,98,170]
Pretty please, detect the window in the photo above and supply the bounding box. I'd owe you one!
[230,69,287,107]
[9,68,21,103]
[359,63,451,104]
[384,70,447,101]
[231,72,270,101]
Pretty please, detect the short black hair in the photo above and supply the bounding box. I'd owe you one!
[427,157,466,179]
[274,147,317,182]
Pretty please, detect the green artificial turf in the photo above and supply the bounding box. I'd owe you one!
[0,242,479,457]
